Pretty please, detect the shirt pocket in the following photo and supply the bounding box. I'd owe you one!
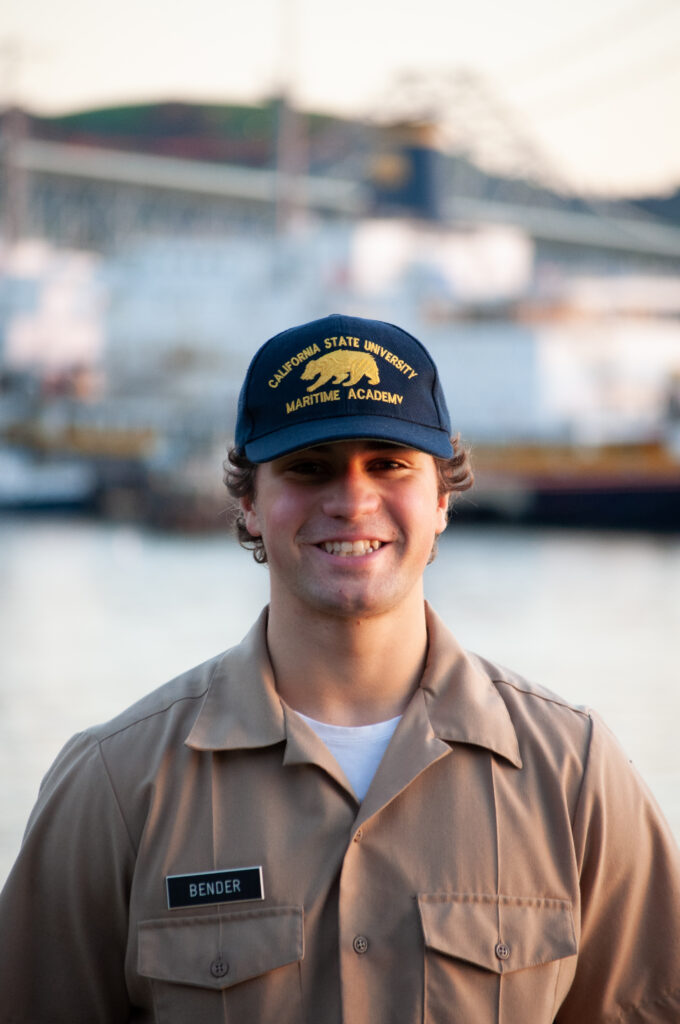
[417,892,577,1024]
[138,905,304,1024]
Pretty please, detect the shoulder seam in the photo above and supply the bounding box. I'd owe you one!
[93,737,138,855]
[492,677,592,720]
[570,712,595,834]
[96,657,223,742]
[97,691,209,743]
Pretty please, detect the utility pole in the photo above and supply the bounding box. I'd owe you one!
[273,0,307,234]
[0,39,29,245]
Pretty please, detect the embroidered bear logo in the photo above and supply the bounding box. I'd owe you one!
[300,351,380,393]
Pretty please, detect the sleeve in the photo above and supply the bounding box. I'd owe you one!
[0,731,136,1024]
[557,712,680,1023]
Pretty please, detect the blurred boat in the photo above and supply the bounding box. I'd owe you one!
[0,448,98,510]
[460,440,680,530]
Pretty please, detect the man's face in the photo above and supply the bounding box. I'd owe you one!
[240,440,449,620]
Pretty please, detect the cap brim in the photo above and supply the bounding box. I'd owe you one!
[244,414,453,462]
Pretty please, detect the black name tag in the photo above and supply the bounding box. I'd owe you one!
[166,866,264,910]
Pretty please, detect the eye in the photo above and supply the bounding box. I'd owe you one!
[369,457,409,472]
[285,459,329,477]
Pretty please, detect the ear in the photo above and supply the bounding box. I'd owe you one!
[434,490,449,536]
[240,495,262,538]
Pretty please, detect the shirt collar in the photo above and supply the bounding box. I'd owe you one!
[186,603,522,769]
[185,608,285,752]
[421,603,522,768]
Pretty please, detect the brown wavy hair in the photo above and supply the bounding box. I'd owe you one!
[223,437,474,564]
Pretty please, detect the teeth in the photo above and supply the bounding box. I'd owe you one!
[322,540,382,556]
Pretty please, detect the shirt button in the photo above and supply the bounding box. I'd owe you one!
[210,957,229,978]
[353,829,363,842]
[353,934,369,955]
[495,942,510,961]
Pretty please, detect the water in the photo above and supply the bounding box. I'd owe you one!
[1,515,679,884]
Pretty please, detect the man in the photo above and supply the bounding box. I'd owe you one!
[1,313,679,1022]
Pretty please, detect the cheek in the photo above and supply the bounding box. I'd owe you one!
[398,489,445,547]
[255,491,307,544]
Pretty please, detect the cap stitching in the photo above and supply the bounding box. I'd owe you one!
[247,414,451,442]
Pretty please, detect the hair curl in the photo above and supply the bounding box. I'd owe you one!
[223,436,474,564]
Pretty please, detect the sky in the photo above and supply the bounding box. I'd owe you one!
[2,0,680,197]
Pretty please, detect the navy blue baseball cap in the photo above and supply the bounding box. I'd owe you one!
[234,313,453,462]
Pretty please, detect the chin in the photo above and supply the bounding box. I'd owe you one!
[306,585,408,620]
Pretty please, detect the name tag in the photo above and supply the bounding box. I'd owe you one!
[166,866,264,910]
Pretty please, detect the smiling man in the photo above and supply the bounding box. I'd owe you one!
[1,314,680,1023]
[237,440,450,726]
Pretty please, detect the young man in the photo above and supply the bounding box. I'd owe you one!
[1,313,679,1023]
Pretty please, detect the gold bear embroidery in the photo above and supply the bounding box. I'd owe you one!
[301,351,380,393]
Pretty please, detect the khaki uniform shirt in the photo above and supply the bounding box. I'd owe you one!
[1,605,679,1023]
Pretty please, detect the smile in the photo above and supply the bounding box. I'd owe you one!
[321,540,383,557]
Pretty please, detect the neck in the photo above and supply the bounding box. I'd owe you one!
[266,592,429,726]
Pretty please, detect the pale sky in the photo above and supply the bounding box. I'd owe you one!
[3,0,680,196]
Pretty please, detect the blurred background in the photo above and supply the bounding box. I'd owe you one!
[1,0,679,881]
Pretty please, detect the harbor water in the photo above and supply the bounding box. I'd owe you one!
[1,513,679,885]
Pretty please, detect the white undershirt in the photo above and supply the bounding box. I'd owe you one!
[295,711,402,801]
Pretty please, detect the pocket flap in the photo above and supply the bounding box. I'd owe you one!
[138,906,304,990]
[418,893,576,975]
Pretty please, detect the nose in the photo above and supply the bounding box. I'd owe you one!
[321,464,381,519]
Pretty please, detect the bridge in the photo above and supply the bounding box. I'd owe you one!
[1,94,679,267]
